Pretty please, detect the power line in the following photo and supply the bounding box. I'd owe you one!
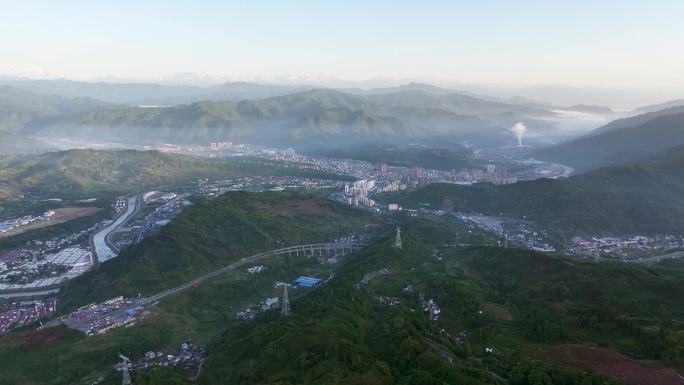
[393,226,402,249]
[119,354,132,385]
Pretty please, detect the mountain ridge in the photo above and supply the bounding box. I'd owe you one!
[21,88,555,148]
[400,144,684,239]
[533,110,684,172]
[0,85,111,132]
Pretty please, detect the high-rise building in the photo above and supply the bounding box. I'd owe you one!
[209,141,233,149]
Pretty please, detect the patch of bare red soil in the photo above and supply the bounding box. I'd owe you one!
[539,344,684,385]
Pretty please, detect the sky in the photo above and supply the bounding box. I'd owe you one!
[1,0,684,89]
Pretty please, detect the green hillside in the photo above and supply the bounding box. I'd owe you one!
[534,111,684,172]
[0,148,346,199]
[165,220,682,385]
[197,225,505,385]
[398,145,684,239]
[58,191,376,309]
[0,192,375,385]
[2,201,683,385]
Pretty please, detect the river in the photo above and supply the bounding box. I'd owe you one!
[93,196,138,263]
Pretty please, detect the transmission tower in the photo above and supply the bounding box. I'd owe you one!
[393,226,402,249]
[280,283,291,317]
[119,354,132,385]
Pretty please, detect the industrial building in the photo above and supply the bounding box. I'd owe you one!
[293,276,321,288]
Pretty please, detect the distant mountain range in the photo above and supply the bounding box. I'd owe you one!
[0,78,535,106]
[565,104,614,115]
[0,131,54,155]
[634,99,684,113]
[0,78,312,105]
[0,85,111,132]
[0,85,111,154]
[12,78,684,157]
[402,144,684,239]
[533,107,684,172]
[589,105,684,137]
[16,88,562,149]
[342,81,459,95]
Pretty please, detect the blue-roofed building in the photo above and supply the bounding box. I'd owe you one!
[293,276,321,288]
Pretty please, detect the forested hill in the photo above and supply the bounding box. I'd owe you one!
[533,110,684,172]
[399,145,684,239]
[133,218,683,385]
[3,199,683,385]
[0,149,346,199]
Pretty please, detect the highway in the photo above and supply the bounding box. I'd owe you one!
[0,288,60,299]
[140,242,366,304]
[51,242,367,331]
[595,250,684,266]
[625,250,684,266]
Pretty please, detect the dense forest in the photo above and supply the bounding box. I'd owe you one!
[128,218,684,385]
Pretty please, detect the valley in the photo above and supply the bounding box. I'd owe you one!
[1,137,684,384]
[2,24,684,384]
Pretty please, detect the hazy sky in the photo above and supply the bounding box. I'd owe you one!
[2,0,683,88]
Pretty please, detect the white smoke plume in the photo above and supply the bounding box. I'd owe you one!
[510,122,527,146]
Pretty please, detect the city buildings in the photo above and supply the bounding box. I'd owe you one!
[0,247,92,291]
[0,298,56,334]
[569,235,684,259]
[209,141,233,149]
[116,343,204,378]
[63,296,149,335]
